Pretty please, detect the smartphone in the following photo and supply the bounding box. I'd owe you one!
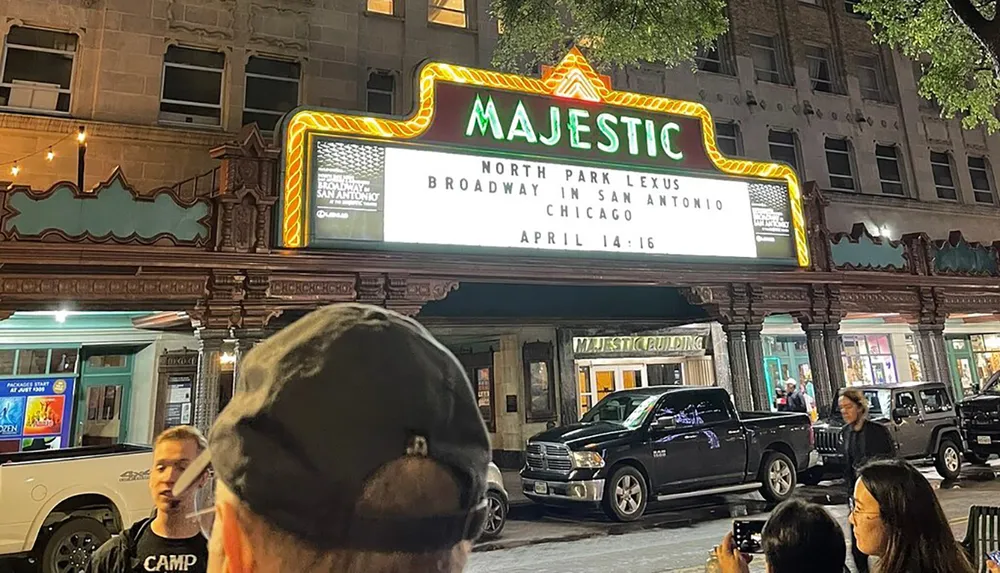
[986,550,1000,564]
[733,519,766,554]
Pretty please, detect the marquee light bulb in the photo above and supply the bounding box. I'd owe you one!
[10,164,19,176]
[46,149,55,161]
[77,127,87,144]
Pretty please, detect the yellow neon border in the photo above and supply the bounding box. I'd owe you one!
[281,48,810,268]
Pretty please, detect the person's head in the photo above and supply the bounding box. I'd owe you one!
[775,386,785,397]
[839,388,868,425]
[850,459,974,573]
[785,381,796,393]
[173,304,491,573]
[150,425,208,515]
[761,499,845,573]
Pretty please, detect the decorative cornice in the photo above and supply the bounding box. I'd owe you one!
[270,274,357,300]
[0,275,207,301]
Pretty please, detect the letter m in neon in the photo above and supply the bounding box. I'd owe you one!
[465,94,504,140]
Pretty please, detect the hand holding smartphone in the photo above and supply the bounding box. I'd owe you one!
[986,550,1000,564]
[732,519,766,554]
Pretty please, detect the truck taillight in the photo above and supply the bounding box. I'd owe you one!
[808,425,815,447]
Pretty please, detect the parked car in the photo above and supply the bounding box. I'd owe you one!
[957,371,1000,464]
[520,386,818,522]
[0,444,154,573]
[807,382,964,483]
[482,461,508,540]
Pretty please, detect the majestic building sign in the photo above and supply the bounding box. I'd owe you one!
[573,335,707,355]
[280,49,809,266]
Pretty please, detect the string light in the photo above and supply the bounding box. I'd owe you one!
[0,130,78,179]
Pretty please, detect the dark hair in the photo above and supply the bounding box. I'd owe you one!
[858,459,974,573]
[762,499,845,573]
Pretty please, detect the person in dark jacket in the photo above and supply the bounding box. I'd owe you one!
[86,426,209,573]
[786,381,808,413]
[839,387,895,573]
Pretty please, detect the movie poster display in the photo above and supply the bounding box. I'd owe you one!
[0,377,76,453]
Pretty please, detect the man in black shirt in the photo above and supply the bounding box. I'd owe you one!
[839,388,895,573]
[87,426,209,573]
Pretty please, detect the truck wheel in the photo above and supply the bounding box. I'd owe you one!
[965,450,990,465]
[602,466,647,522]
[759,452,796,502]
[40,517,110,573]
[935,439,962,480]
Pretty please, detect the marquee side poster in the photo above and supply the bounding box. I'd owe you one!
[0,377,76,453]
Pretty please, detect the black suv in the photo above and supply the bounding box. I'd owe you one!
[957,371,1000,464]
[808,382,964,482]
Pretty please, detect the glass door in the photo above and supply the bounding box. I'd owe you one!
[73,348,135,447]
[947,337,979,397]
[763,357,782,410]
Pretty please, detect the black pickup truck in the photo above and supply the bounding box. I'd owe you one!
[957,371,1000,464]
[520,386,818,521]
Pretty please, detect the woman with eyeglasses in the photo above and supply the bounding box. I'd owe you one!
[839,387,895,573]
[850,458,974,573]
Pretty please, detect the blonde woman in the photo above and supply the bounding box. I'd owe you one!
[839,388,895,573]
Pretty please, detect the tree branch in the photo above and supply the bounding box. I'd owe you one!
[947,0,997,39]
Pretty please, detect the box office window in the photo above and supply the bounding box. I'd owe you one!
[2,347,79,376]
[457,351,495,432]
[523,341,556,422]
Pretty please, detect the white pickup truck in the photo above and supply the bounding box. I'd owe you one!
[0,444,154,573]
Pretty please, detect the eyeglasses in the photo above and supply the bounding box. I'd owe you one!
[848,498,880,519]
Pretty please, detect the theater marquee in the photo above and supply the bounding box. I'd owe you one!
[279,49,810,266]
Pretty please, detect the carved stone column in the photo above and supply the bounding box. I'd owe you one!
[193,331,227,433]
[745,322,769,411]
[915,324,953,398]
[801,322,833,411]
[723,323,754,411]
[824,322,846,395]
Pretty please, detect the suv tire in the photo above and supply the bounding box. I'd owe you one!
[602,465,647,522]
[759,452,796,502]
[934,439,962,481]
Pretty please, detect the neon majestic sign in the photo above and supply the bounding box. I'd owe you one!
[465,95,684,160]
[279,48,810,267]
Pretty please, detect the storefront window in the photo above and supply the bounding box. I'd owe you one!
[905,335,922,381]
[455,351,495,432]
[16,349,50,375]
[970,335,1000,383]
[842,335,898,386]
[578,366,592,417]
[0,350,13,376]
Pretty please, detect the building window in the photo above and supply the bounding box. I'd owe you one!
[930,151,958,200]
[805,45,834,93]
[856,54,886,101]
[843,335,898,386]
[429,0,466,27]
[825,138,855,190]
[968,156,996,204]
[875,144,905,196]
[367,0,394,15]
[366,70,395,115]
[750,33,784,84]
[159,46,225,127]
[243,56,300,133]
[844,0,860,15]
[523,342,556,422]
[0,26,77,114]
[5,348,79,376]
[768,130,799,172]
[715,121,742,156]
[696,44,725,74]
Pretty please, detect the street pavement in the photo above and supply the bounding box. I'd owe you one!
[468,463,1000,573]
